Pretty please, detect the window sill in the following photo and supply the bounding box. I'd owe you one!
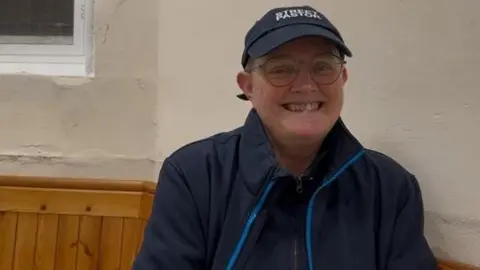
[0,55,93,77]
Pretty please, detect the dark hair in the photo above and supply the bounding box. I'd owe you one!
[244,57,256,72]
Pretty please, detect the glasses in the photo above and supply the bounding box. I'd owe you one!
[248,54,346,87]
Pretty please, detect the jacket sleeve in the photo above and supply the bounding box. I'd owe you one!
[387,174,437,270]
[132,159,206,270]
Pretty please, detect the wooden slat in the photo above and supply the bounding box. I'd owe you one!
[120,218,143,270]
[98,217,123,270]
[76,216,102,270]
[55,215,80,270]
[0,211,17,270]
[438,259,480,270]
[34,213,59,270]
[0,175,156,194]
[13,212,38,270]
[140,193,154,220]
[0,186,143,218]
[137,220,148,253]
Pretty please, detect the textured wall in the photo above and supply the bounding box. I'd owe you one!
[0,0,158,180]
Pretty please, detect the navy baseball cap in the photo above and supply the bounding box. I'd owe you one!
[237,5,352,100]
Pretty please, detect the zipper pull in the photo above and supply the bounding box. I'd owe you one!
[295,176,303,193]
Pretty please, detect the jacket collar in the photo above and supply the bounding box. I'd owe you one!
[238,109,364,197]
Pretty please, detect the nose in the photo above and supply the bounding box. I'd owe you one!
[290,68,318,93]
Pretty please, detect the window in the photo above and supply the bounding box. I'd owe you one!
[0,0,93,77]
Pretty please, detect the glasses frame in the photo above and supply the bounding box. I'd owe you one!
[246,53,347,87]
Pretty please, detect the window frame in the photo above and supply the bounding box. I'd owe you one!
[0,0,94,77]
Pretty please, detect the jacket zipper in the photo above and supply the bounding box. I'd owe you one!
[305,150,365,270]
[226,168,279,270]
[293,238,298,270]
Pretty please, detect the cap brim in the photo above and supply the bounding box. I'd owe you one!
[236,24,352,101]
[250,23,352,59]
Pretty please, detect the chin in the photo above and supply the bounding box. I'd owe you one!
[282,115,332,137]
[285,125,328,140]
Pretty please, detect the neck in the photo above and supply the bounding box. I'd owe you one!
[269,134,323,176]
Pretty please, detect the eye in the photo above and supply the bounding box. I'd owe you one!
[267,65,295,75]
[312,62,334,74]
[264,57,297,76]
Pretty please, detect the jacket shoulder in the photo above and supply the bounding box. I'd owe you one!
[155,127,243,227]
[163,126,243,177]
[362,149,418,192]
[363,149,413,176]
[362,149,425,218]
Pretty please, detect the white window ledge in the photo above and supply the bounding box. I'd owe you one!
[0,55,93,77]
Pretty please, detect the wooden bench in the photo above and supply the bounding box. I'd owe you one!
[0,175,153,270]
[0,175,477,269]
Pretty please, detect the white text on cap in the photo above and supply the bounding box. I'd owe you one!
[275,9,323,21]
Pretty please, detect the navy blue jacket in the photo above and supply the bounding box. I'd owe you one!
[133,109,437,270]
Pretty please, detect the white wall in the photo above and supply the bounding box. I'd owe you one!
[0,0,478,266]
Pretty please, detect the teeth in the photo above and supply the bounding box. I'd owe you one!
[285,103,321,112]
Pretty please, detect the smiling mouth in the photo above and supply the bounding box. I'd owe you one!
[282,102,324,112]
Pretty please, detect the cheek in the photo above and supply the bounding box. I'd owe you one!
[323,86,344,110]
[254,85,285,108]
